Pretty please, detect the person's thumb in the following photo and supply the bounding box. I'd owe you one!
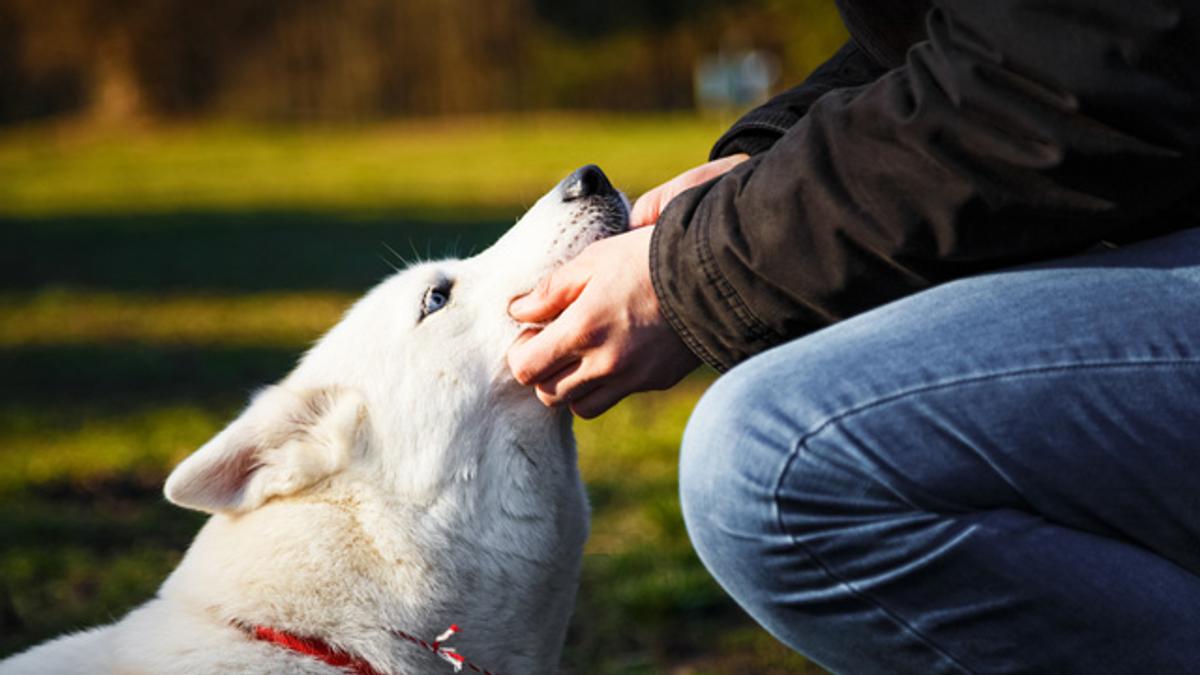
[509,262,591,323]
[629,187,666,228]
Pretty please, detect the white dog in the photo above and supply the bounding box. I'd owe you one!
[1,165,628,675]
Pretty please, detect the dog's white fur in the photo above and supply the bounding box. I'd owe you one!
[1,170,629,675]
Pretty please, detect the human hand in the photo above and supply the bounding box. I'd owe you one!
[629,153,750,228]
[506,226,699,418]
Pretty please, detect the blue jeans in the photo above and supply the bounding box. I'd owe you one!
[679,228,1200,674]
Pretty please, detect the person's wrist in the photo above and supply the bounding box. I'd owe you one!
[647,213,709,373]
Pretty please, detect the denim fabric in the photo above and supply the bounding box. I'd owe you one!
[679,228,1200,674]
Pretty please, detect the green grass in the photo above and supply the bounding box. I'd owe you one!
[0,115,729,217]
[0,116,822,673]
[0,290,353,347]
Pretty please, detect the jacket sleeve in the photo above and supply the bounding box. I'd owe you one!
[709,40,887,159]
[652,0,1200,372]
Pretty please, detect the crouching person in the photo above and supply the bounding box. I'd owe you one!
[507,0,1200,672]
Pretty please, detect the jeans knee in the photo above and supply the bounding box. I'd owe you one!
[679,361,788,583]
[679,366,751,532]
[680,350,907,573]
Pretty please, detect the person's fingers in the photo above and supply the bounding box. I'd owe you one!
[630,154,752,229]
[568,380,632,419]
[630,187,666,228]
[507,306,598,386]
[508,325,539,356]
[532,346,618,405]
[533,360,580,402]
[509,261,591,323]
[534,361,604,408]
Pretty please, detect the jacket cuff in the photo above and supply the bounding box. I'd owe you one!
[650,161,780,372]
[650,204,728,372]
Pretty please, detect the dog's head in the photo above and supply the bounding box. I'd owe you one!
[164,165,627,517]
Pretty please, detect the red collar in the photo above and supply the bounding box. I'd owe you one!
[250,625,385,675]
[247,623,500,675]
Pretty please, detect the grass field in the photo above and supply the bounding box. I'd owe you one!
[0,116,822,674]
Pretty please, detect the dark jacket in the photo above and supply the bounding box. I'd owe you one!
[651,0,1200,372]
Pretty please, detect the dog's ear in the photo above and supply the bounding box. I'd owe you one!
[164,385,367,514]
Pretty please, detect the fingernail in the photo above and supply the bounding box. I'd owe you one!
[509,296,529,316]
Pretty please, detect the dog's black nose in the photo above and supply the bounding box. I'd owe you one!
[561,164,613,201]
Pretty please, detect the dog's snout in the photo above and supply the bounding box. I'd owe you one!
[560,164,613,202]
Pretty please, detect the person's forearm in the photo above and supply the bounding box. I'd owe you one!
[655,0,1200,372]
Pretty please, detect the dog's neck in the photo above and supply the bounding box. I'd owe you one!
[156,447,587,675]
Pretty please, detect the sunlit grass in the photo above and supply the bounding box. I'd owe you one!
[0,114,729,217]
[0,404,226,495]
[0,290,353,348]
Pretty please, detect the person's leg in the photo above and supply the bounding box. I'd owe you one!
[679,228,1200,675]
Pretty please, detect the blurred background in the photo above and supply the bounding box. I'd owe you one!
[0,1,845,672]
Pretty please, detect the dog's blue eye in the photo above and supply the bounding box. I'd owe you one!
[420,285,450,319]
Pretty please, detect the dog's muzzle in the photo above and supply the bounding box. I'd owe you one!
[558,164,628,236]
[560,164,614,202]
